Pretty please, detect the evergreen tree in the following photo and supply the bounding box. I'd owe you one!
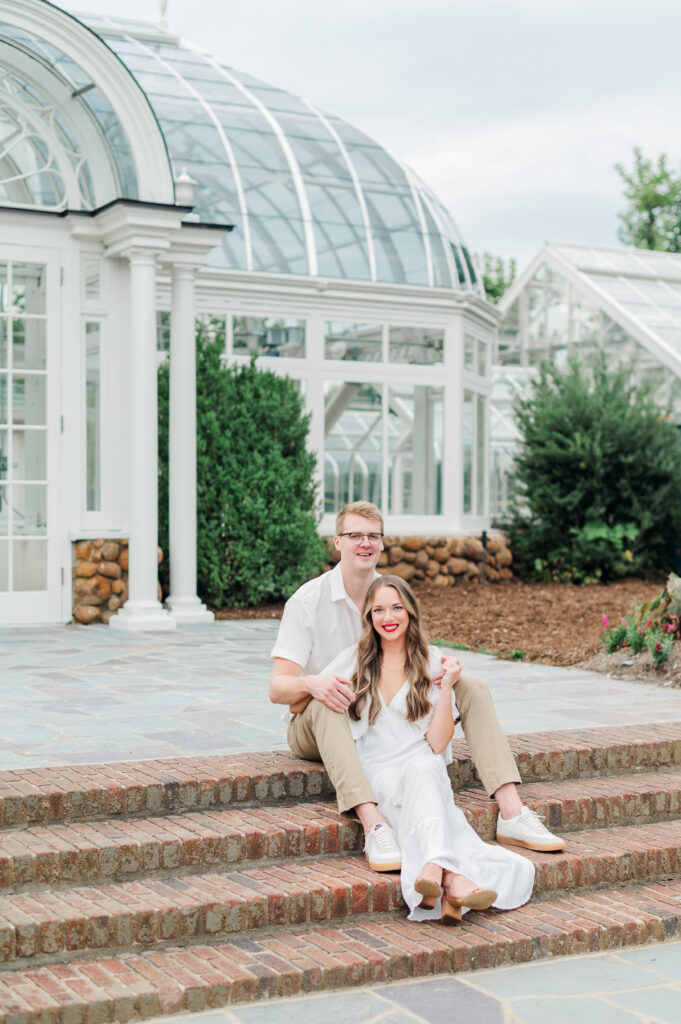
[509,354,681,581]
[158,320,325,607]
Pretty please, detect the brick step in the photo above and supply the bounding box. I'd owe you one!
[1,878,681,1022]
[0,856,399,968]
[2,722,681,829]
[3,819,681,968]
[460,768,681,841]
[5,768,681,895]
[0,803,359,894]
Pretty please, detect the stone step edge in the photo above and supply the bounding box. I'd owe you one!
[1,880,681,1023]
[4,771,681,894]
[2,722,681,830]
[4,819,681,968]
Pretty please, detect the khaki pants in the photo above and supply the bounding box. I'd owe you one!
[287,672,521,813]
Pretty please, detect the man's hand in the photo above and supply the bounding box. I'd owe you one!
[305,674,355,713]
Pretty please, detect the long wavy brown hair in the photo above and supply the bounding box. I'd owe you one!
[350,575,432,725]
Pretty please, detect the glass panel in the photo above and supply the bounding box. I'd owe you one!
[156,310,171,353]
[388,384,443,514]
[0,431,7,489]
[233,316,305,357]
[388,326,444,365]
[12,319,46,370]
[13,485,47,535]
[12,264,46,315]
[85,322,101,512]
[476,395,486,516]
[0,319,6,368]
[0,484,7,535]
[477,339,488,377]
[0,264,7,312]
[12,375,46,426]
[464,334,475,372]
[497,299,521,365]
[83,258,101,301]
[13,540,46,591]
[0,375,7,423]
[12,430,46,481]
[324,381,383,513]
[195,314,226,346]
[0,540,7,591]
[463,390,473,515]
[324,322,382,362]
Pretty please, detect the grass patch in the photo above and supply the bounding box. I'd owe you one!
[508,649,526,661]
[432,638,469,651]
[476,646,499,657]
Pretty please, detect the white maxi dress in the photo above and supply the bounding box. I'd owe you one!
[323,645,536,921]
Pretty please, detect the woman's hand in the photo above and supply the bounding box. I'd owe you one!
[440,655,462,690]
[426,657,459,753]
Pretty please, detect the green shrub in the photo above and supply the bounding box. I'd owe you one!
[508,354,681,581]
[158,321,326,607]
[624,616,647,655]
[646,629,674,665]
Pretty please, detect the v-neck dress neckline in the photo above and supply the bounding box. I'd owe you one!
[379,679,408,710]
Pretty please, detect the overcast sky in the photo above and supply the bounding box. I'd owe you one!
[67,0,681,269]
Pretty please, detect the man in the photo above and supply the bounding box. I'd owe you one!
[269,500,565,872]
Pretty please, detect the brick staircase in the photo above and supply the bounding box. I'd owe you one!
[2,722,681,1021]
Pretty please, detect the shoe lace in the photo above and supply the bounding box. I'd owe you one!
[522,808,552,835]
[368,824,395,850]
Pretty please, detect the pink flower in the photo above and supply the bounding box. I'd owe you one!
[668,624,675,633]
[647,619,654,628]
[621,618,626,627]
[602,614,610,629]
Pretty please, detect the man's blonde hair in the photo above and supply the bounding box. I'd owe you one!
[335,501,384,535]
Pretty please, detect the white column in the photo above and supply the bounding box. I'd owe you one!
[165,264,213,622]
[110,249,175,631]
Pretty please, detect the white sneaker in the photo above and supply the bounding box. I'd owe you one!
[496,805,566,852]
[364,823,402,872]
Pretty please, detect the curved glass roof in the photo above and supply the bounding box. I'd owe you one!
[0,20,138,207]
[83,14,481,292]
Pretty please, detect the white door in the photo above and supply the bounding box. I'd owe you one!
[0,246,62,624]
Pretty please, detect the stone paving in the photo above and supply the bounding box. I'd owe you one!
[155,942,681,1023]
[2,618,681,1021]
[1,620,681,771]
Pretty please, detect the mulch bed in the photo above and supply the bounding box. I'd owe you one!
[214,575,679,684]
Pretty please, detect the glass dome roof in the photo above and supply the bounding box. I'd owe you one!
[82,14,482,293]
[0,19,138,207]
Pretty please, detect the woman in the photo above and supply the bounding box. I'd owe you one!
[323,574,535,924]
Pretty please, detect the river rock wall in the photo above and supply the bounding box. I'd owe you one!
[72,540,163,624]
[325,533,512,584]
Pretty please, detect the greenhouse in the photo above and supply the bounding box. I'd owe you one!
[0,0,496,627]
[492,242,681,516]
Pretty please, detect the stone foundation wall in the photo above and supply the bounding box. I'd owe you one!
[72,540,129,624]
[71,542,164,624]
[325,533,512,585]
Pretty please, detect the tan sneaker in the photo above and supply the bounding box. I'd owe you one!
[364,823,401,871]
[496,805,566,852]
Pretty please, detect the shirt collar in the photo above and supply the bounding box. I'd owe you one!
[329,561,380,608]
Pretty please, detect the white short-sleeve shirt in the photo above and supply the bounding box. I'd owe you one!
[270,563,379,674]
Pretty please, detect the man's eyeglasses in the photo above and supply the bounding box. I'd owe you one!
[338,532,384,544]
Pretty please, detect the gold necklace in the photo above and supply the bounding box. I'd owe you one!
[382,663,406,671]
